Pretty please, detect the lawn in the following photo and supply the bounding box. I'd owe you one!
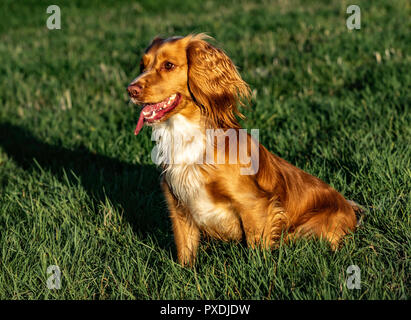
[0,0,409,299]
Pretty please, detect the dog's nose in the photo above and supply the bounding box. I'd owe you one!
[127,83,143,97]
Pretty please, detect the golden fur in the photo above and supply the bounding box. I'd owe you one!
[128,34,357,266]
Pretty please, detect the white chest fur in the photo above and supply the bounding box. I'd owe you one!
[151,114,205,204]
[151,114,240,237]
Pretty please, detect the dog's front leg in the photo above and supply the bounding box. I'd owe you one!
[161,180,200,266]
[170,210,200,266]
[238,200,274,249]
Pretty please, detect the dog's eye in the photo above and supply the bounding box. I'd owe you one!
[163,61,175,71]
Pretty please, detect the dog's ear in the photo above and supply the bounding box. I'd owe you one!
[186,34,250,128]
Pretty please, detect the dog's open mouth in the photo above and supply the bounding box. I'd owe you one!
[134,93,181,135]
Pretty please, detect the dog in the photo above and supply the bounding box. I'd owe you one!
[127,34,357,265]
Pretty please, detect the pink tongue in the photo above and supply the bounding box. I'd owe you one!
[134,112,145,135]
[134,103,159,135]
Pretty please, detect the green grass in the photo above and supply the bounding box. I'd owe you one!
[0,0,410,299]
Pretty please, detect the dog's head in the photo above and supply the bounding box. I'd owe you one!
[128,34,250,135]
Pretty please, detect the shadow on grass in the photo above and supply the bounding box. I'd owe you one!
[0,122,172,249]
